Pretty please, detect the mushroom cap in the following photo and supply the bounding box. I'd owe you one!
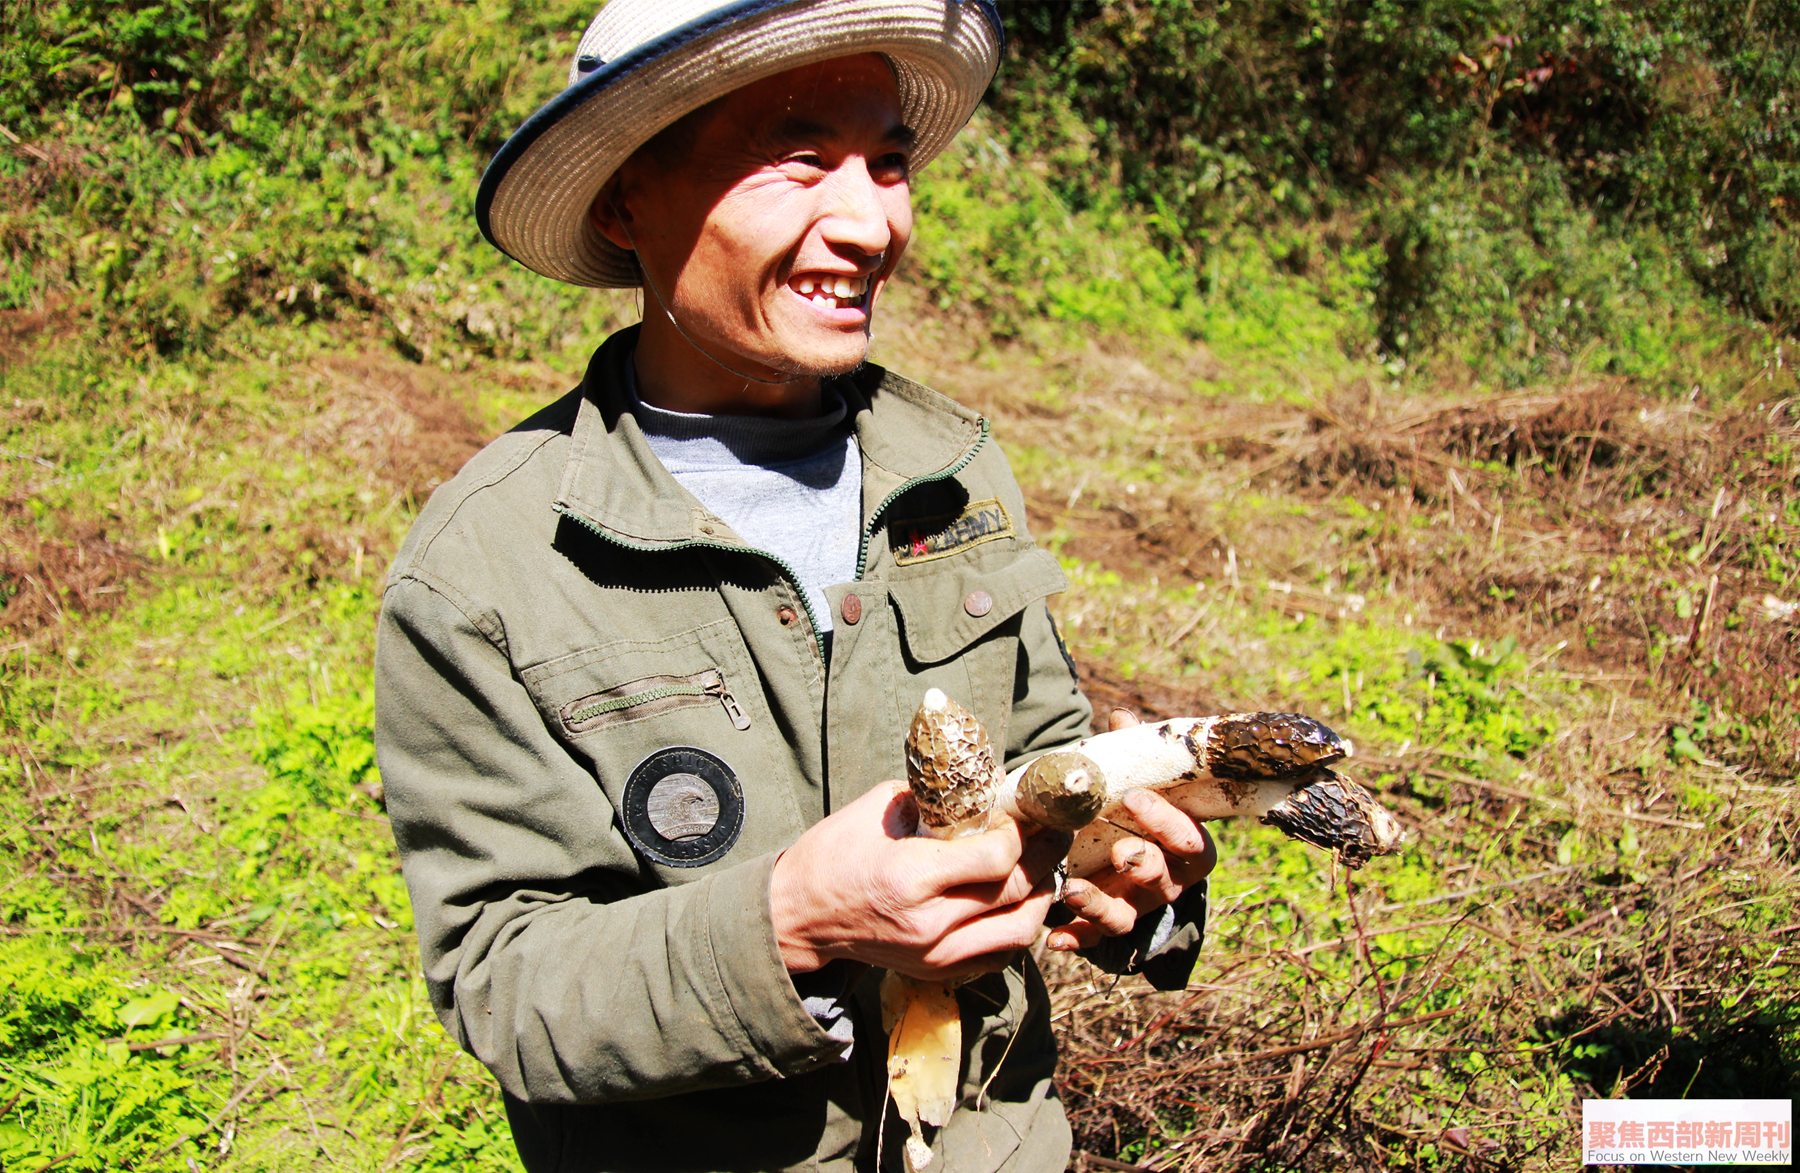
[1260,772,1406,868]
[906,689,999,834]
[1204,712,1348,780]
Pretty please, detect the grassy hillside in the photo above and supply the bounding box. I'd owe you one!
[2,2,1796,1170]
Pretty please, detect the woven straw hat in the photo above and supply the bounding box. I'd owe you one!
[476,0,1003,288]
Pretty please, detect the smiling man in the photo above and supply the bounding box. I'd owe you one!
[374,4,1213,1172]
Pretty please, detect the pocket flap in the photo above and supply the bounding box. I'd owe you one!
[888,547,1068,665]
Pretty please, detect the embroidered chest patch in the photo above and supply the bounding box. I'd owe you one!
[621,746,744,868]
[890,498,1016,565]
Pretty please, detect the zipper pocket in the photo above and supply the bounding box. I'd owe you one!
[561,668,752,734]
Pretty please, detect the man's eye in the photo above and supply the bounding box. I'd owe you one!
[873,153,911,180]
[785,153,827,171]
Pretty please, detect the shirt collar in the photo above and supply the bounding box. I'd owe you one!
[555,326,986,547]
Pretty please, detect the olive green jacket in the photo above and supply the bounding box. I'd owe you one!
[375,327,1092,1173]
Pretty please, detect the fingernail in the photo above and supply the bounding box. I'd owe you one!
[1123,788,1152,814]
[1047,932,1076,951]
[1116,846,1147,871]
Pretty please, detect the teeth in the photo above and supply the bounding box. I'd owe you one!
[793,275,871,307]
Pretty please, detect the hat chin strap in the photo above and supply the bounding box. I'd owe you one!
[616,204,818,390]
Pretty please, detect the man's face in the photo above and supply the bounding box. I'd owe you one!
[595,54,914,386]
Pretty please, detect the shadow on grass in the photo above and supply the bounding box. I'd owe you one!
[1549,1003,1800,1100]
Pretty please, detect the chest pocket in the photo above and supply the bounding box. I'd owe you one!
[884,545,1068,767]
[517,618,806,882]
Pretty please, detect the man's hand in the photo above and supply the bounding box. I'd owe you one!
[1044,708,1217,953]
[770,780,1070,981]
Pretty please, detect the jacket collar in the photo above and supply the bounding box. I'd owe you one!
[555,326,986,548]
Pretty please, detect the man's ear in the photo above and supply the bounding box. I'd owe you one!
[588,177,636,251]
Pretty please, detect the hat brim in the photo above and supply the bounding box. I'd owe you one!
[477,0,1002,288]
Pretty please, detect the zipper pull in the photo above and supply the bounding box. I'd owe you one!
[705,672,752,730]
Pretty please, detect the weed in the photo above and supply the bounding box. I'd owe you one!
[0,939,215,1170]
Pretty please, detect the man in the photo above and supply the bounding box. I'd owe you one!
[374,3,1213,1171]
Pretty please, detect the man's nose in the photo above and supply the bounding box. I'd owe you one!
[818,158,894,261]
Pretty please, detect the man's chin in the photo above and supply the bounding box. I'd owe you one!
[765,336,872,380]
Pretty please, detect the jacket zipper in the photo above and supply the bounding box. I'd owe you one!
[853,419,989,579]
[567,669,752,731]
[705,673,753,729]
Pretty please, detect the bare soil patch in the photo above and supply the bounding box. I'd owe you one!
[0,499,141,637]
[312,353,490,504]
[0,349,490,636]
[0,302,82,372]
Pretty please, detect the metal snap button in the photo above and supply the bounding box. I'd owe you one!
[841,593,863,625]
[777,606,797,626]
[964,590,993,618]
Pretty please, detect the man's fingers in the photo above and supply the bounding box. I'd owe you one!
[905,885,1061,978]
[780,778,1096,975]
[1108,836,1181,904]
[928,827,1070,929]
[878,780,920,838]
[909,817,1026,888]
[1042,793,1218,954]
[1020,827,1074,882]
[913,818,1069,889]
[1058,877,1136,936]
[1108,707,1141,732]
[1120,789,1217,879]
[1044,920,1104,952]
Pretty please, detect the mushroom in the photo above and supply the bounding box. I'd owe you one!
[884,688,1405,1169]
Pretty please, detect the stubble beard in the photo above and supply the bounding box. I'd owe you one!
[749,327,873,384]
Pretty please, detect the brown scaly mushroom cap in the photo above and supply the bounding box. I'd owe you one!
[905,688,999,838]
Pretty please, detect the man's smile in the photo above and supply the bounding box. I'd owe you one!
[789,272,872,313]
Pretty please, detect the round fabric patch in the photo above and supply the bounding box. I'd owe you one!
[621,747,744,868]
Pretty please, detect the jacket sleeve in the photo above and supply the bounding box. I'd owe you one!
[375,572,847,1105]
[1001,600,1094,772]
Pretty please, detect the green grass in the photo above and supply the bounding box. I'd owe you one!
[0,335,525,1169]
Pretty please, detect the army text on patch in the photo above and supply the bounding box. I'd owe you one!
[892,498,1016,565]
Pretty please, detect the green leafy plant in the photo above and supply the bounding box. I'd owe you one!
[0,940,214,1171]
